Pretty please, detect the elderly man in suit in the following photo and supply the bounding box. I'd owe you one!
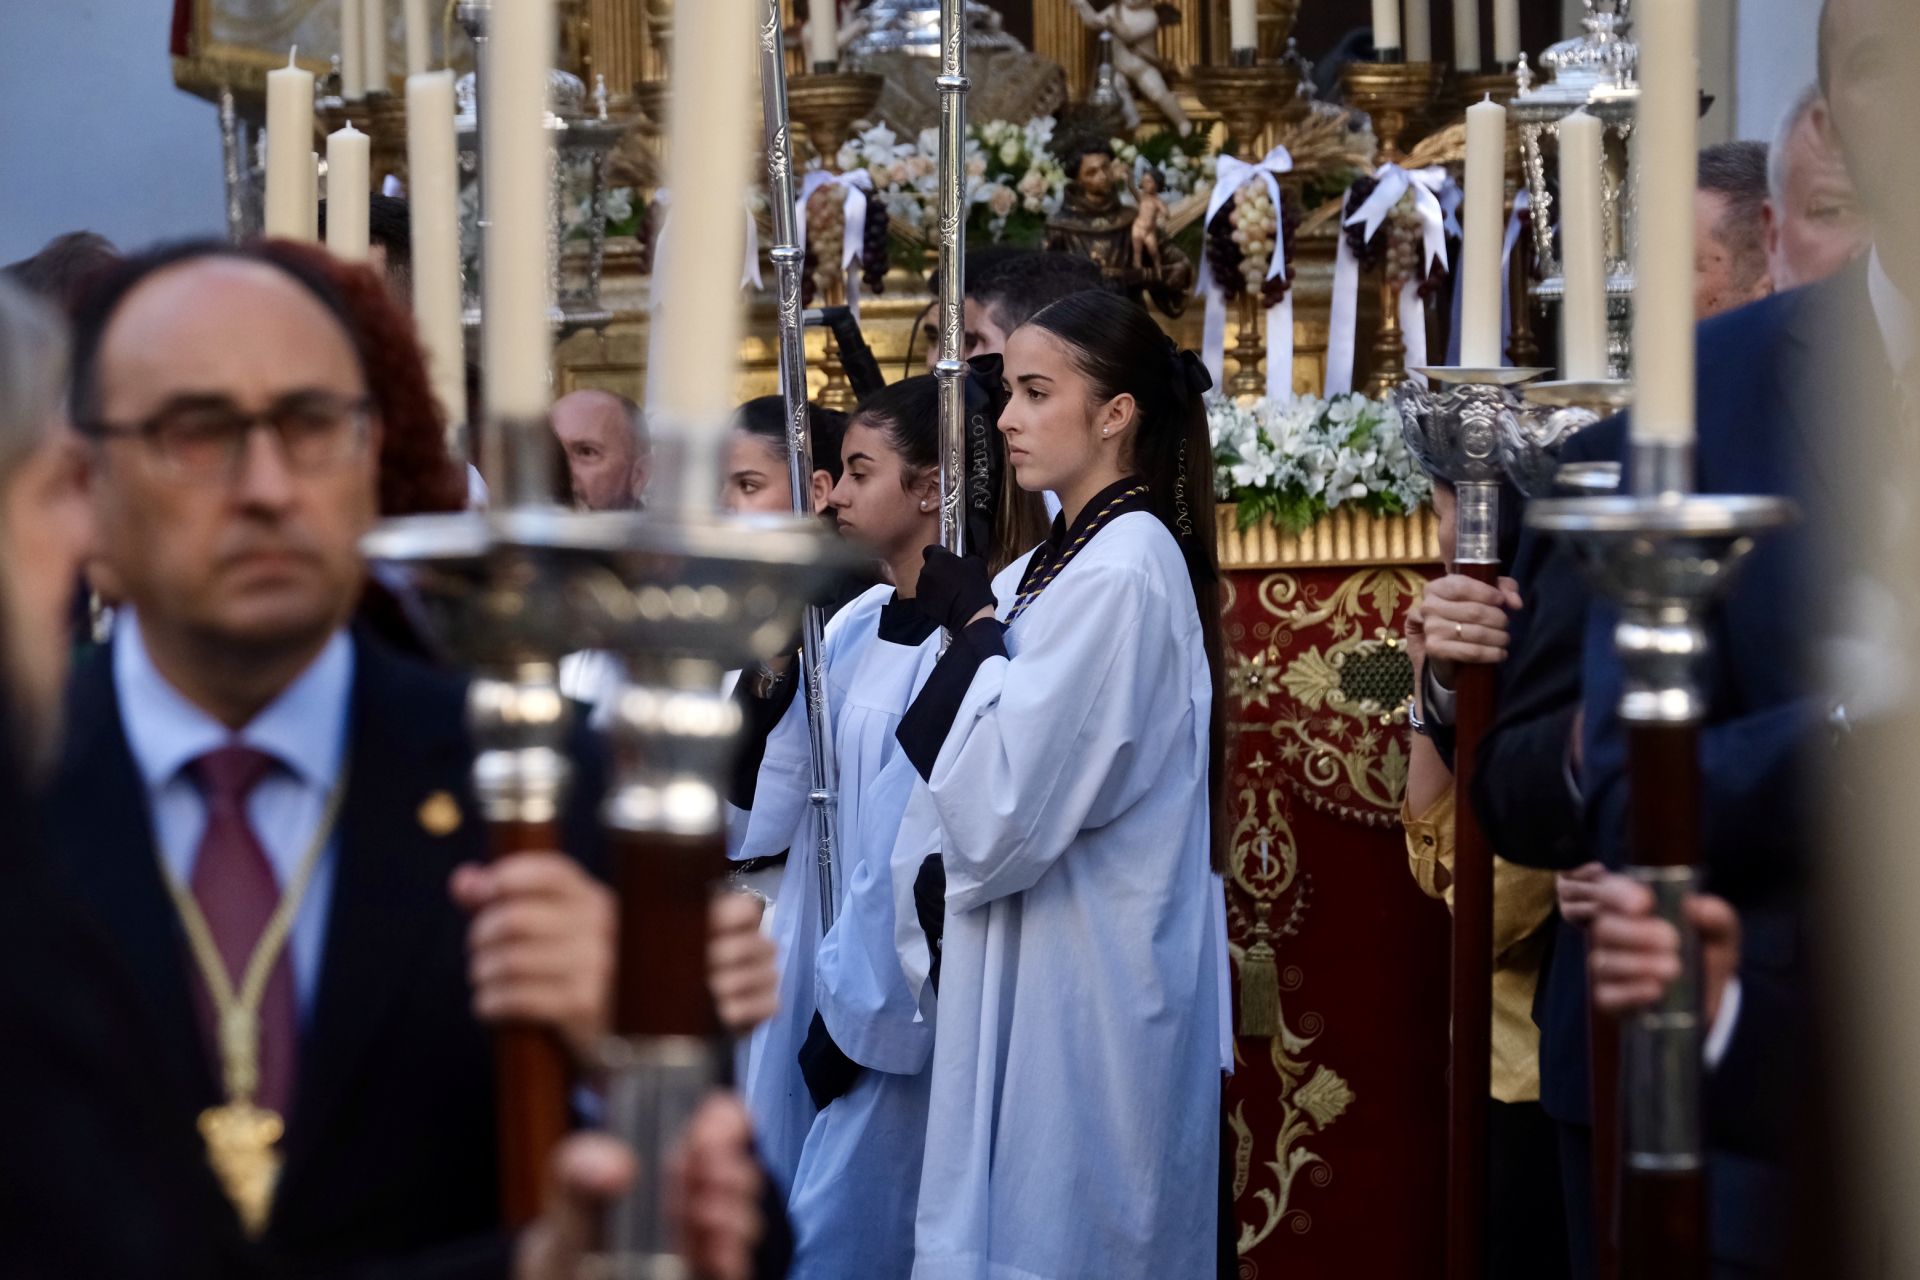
[42,240,616,1274]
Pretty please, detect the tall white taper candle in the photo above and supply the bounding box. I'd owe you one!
[1631,0,1697,445]
[1229,0,1257,51]
[1460,95,1507,368]
[404,0,430,76]
[1558,110,1609,382]
[1454,0,1482,73]
[482,0,556,421]
[1493,0,1521,66]
[654,0,756,512]
[1372,0,1402,53]
[326,122,372,261]
[362,0,388,94]
[265,50,317,238]
[1404,0,1432,64]
[407,69,467,432]
[807,0,838,67]
[341,0,366,99]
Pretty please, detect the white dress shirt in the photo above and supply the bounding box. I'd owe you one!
[114,610,355,1021]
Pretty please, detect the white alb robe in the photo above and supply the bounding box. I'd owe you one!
[729,585,937,1195]
[900,511,1224,1280]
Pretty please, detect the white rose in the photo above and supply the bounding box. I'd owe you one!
[999,138,1023,167]
[988,184,1018,218]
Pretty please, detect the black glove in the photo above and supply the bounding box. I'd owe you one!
[915,854,946,996]
[797,1011,863,1110]
[915,546,996,635]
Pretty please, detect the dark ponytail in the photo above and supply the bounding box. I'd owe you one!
[1024,290,1227,873]
[850,366,1049,575]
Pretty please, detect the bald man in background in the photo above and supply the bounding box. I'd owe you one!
[552,389,650,510]
[1764,86,1872,291]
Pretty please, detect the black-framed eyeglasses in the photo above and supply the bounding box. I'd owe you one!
[76,392,374,484]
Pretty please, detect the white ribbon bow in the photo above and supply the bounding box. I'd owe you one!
[795,167,874,315]
[1325,164,1455,397]
[1197,145,1296,403]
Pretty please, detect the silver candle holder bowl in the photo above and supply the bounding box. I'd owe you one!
[1392,366,1549,563]
[1498,378,1631,498]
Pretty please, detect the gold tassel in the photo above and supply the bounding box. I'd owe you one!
[1238,902,1280,1038]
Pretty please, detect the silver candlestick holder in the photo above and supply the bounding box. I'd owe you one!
[1526,452,1794,1271]
[1498,378,1631,498]
[1392,366,1550,562]
[364,501,863,1257]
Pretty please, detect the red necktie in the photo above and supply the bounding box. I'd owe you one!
[187,745,299,1119]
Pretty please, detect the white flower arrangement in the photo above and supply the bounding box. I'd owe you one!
[1110,136,1217,201]
[836,116,1069,245]
[1208,392,1431,531]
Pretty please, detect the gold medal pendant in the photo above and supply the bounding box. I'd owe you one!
[199,1102,285,1238]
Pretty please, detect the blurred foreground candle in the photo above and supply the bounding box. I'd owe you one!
[1559,110,1609,381]
[405,0,430,75]
[807,0,838,67]
[363,0,389,94]
[1404,0,1432,64]
[326,122,372,261]
[482,0,556,423]
[1460,95,1506,367]
[1454,0,1482,72]
[653,0,756,512]
[1372,0,1402,53]
[1632,0,1697,447]
[265,50,316,237]
[341,0,366,99]
[1229,0,1256,52]
[408,68,466,434]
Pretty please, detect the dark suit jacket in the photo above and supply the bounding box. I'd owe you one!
[1520,271,1868,1270]
[35,631,608,1278]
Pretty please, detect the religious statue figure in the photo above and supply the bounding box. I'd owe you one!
[1066,0,1194,137]
[1047,141,1192,316]
[1130,167,1168,272]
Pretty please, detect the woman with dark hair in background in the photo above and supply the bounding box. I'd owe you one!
[892,290,1229,1279]
[723,395,849,517]
[727,369,1036,1274]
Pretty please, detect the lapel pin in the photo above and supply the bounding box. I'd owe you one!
[417,791,462,838]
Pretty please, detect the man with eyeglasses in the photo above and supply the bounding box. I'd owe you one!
[35,241,628,1274]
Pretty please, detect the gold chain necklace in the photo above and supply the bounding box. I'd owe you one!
[161,758,349,1237]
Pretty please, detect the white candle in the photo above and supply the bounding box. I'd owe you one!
[404,0,430,76]
[1631,0,1697,446]
[1493,0,1521,65]
[807,0,838,68]
[1404,0,1432,63]
[1372,0,1402,54]
[341,0,366,99]
[265,50,316,238]
[308,153,322,242]
[326,122,372,261]
[482,0,556,422]
[363,0,389,94]
[1460,95,1506,368]
[1454,0,1482,73]
[655,0,756,512]
[1558,110,1609,382]
[1229,0,1257,51]
[408,69,467,430]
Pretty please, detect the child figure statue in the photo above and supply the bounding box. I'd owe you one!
[1130,168,1169,272]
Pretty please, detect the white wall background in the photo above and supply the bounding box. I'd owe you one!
[1731,0,1822,142]
[0,0,225,264]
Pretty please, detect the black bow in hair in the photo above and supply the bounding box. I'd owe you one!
[1169,343,1213,399]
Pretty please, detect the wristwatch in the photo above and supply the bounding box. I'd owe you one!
[1406,695,1431,738]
